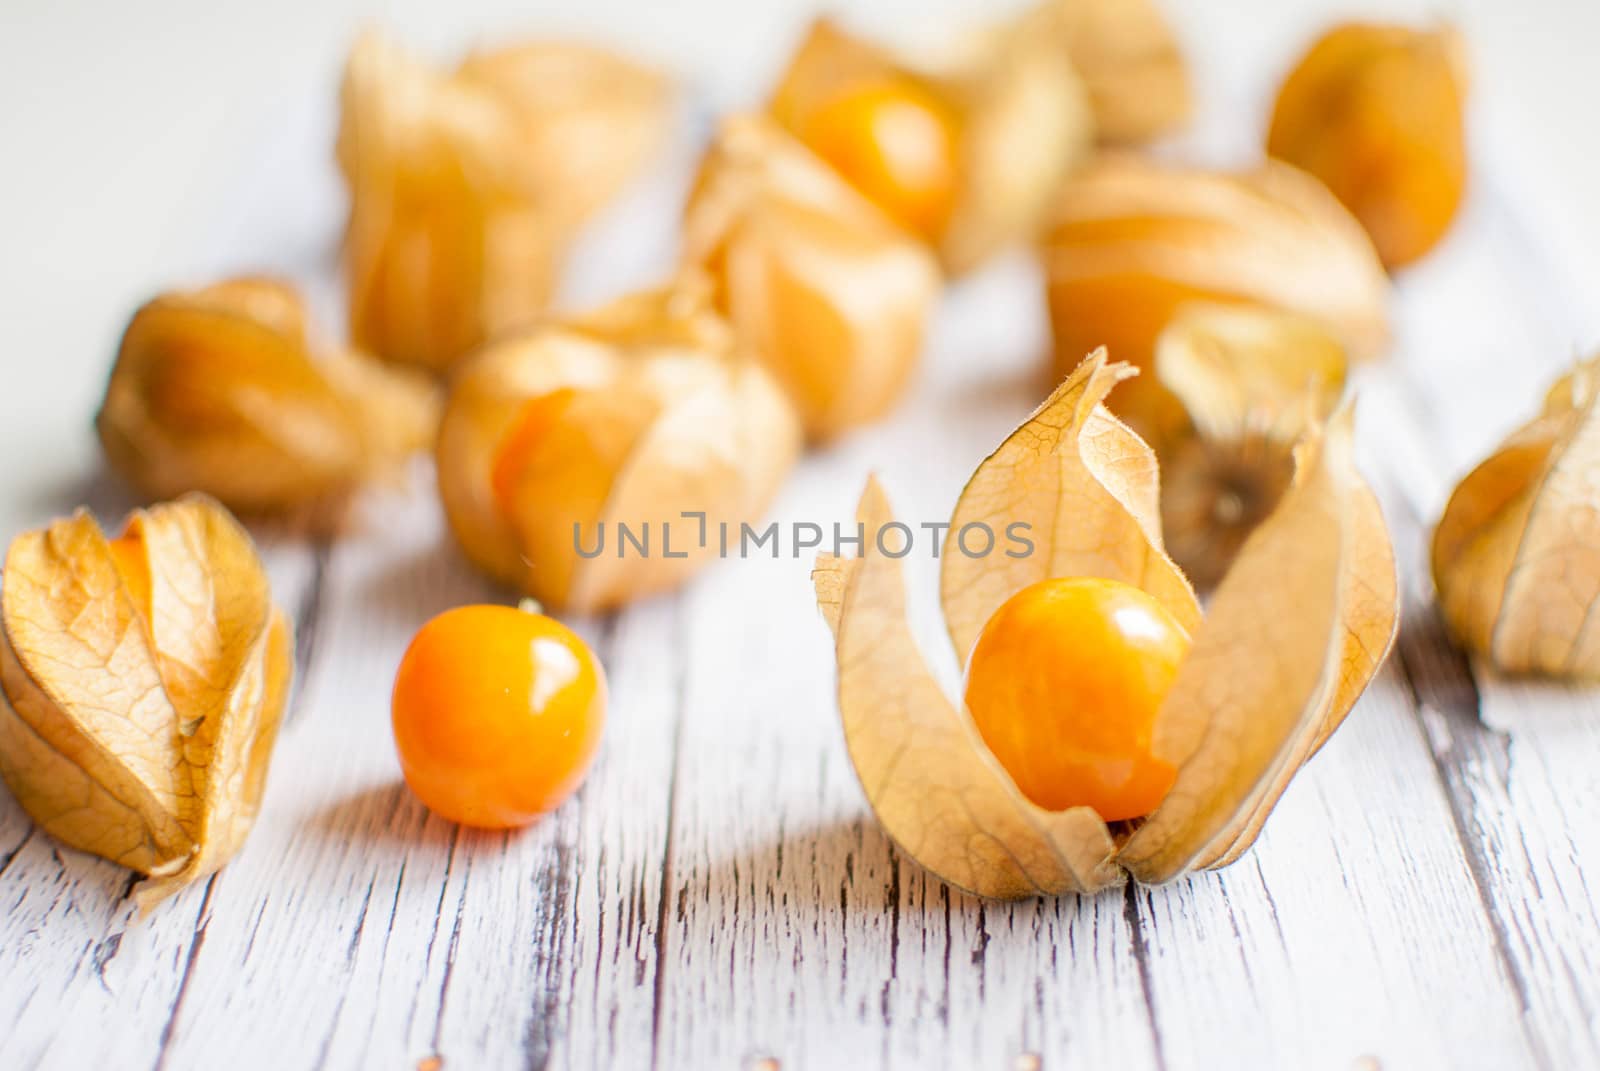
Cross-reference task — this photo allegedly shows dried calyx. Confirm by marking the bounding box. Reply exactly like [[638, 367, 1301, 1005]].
[[436, 278, 800, 613], [814, 351, 1398, 896], [0, 496, 292, 909], [1154, 305, 1348, 589], [683, 114, 940, 442], [1433, 356, 1600, 679], [338, 31, 671, 371], [1042, 155, 1388, 451], [97, 277, 438, 514]]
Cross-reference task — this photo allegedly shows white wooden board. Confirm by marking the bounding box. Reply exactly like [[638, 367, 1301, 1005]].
[[2, 3, 1598, 1069]]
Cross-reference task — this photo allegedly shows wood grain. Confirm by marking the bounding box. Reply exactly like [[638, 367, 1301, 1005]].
[[3, 4, 1599, 1069]]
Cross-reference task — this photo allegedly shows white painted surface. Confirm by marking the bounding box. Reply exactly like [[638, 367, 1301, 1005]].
[[2, 1, 1599, 1069]]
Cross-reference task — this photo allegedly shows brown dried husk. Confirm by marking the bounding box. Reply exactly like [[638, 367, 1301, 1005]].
[[682, 114, 940, 442], [97, 277, 438, 513], [337, 31, 670, 371], [769, 16, 1093, 274], [814, 351, 1397, 896], [0, 496, 292, 909], [437, 279, 801, 613], [1432, 356, 1600, 678], [1042, 155, 1389, 451]]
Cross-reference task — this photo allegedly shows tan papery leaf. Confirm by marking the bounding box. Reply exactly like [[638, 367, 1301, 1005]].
[[97, 277, 439, 513], [0, 496, 292, 909], [1042, 155, 1389, 450], [1030, 0, 1191, 144], [437, 279, 800, 613], [934, 6, 1096, 273], [940, 349, 1201, 663], [337, 31, 670, 371], [815, 354, 1397, 897], [1432, 356, 1600, 678], [816, 478, 1123, 897], [683, 114, 940, 441], [454, 40, 672, 229], [1154, 304, 1349, 588], [1119, 406, 1396, 880]]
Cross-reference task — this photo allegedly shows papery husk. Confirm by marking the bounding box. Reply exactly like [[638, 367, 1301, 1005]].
[[770, 17, 1093, 274], [1118, 405, 1396, 880], [933, 6, 1096, 273], [1153, 304, 1348, 588], [1032, 0, 1190, 143], [814, 351, 1397, 897], [337, 31, 670, 372], [0, 496, 292, 909], [437, 279, 800, 613], [1432, 356, 1600, 678], [683, 114, 940, 442], [1268, 23, 1467, 270], [816, 476, 1125, 898], [97, 277, 438, 513], [1042, 156, 1389, 450], [454, 40, 672, 229], [940, 351, 1201, 662]]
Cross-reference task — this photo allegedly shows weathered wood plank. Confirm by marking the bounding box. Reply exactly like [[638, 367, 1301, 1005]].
[[1356, 165, 1600, 1069], [3, 4, 1599, 1068], [1134, 665, 1539, 1071]]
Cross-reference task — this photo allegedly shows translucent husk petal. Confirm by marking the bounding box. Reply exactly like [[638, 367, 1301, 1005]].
[[97, 277, 438, 514], [940, 349, 1201, 663], [1432, 356, 1600, 678], [682, 115, 939, 441], [815, 356, 1398, 898], [0, 496, 292, 909], [1267, 23, 1468, 269], [1153, 304, 1350, 589], [437, 280, 800, 613], [816, 479, 1123, 898], [1043, 156, 1389, 449], [337, 31, 670, 371], [1119, 407, 1397, 881], [1031, 0, 1190, 143]]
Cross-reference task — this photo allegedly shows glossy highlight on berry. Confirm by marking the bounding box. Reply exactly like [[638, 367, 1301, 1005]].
[[963, 577, 1191, 821], [798, 78, 961, 241], [392, 603, 606, 828]]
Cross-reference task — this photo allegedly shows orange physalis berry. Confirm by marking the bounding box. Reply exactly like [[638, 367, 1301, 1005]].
[[798, 78, 961, 240], [105, 530, 153, 620], [491, 389, 573, 511], [392, 603, 606, 828], [963, 577, 1191, 821]]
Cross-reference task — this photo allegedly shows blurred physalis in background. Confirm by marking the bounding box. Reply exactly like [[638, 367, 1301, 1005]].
[[1268, 22, 1468, 269], [98, 277, 437, 515], [337, 31, 672, 372], [683, 114, 940, 442]]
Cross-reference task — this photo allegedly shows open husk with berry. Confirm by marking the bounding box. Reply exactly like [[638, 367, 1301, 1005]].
[[0, 496, 292, 909], [769, 13, 1093, 274], [813, 351, 1398, 896]]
